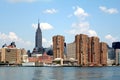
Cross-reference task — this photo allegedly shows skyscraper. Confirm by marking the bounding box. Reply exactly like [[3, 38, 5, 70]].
[[35, 20, 43, 53]]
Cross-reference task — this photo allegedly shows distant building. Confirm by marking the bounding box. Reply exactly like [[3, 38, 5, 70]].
[[0, 47, 22, 64], [108, 46, 115, 60], [34, 20, 43, 54], [44, 47, 53, 56], [67, 42, 76, 60], [52, 35, 65, 59], [0, 42, 27, 65], [75, 34, 107, 66], [75, 34, 89, 66], [112, 42, 120, 49], [100, 42, 107, 66], [91, 36, 100, 65], [28, 52, 53, 65], [112, 42, 120, 65], [115, 49, 120, 65]]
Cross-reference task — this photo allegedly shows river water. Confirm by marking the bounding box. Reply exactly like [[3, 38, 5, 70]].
[[0, 66, 120, 80]]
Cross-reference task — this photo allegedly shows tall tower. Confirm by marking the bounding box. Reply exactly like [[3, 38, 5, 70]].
[[35, 20, 42, 53]]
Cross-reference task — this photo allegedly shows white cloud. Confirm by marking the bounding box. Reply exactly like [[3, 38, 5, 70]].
[[68, 22, 97, 37], [32, 22, 54, 30], [105, 34, 117, 42], [42, 38, 52, 48], [88, 30, 97, 37], [43, 9, 57, 14], [68, 6, 97, 37], [7, 0, 37, 3], [74, 6, 89, 18], [0, 32, 33, 50], [99, 6, 118, 14]]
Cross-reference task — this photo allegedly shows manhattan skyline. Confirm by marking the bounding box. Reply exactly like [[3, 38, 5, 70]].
[[0, 0, 120, 50]]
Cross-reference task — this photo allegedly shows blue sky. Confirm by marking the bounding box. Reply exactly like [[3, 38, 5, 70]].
[[0, 0, 120, 51]]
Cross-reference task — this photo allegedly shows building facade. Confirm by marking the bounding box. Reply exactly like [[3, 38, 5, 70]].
[[0, 48, 22, 64], [112, 42, 120, 65], [115, 49, 120, 65], [67, 42, 76, 60], [75, 34, 107, 66], [91, 36, 100, 65], [75, 34, 89, 66], [100, 42, 107, 66], [53, 35, 65, 59]]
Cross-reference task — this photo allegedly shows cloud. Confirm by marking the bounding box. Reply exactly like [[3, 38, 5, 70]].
[[68, 22, 97, 37], [105, 34, 117, 42], [43, 9, 57, 14], [7, 0, 37, 3], [42, 38, 52, 48], [32, 22, 54, 30], [99, 6, 118, 14], [74, 6, 89, 19], [68, 6, 97, 37], [0, 32, 33, 50]]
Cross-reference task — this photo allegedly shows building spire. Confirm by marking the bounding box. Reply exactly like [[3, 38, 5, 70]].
[[38, 19, 40, 28]]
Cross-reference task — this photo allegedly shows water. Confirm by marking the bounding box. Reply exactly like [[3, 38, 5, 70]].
[[0, 66, 120, 80]]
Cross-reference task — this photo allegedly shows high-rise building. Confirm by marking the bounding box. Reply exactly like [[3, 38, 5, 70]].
[[91, 36, 100, 65], [75, 34, 89, 66], [100, 42, 107, 66], [53, 35, 65, 59], [75, 34, 107, 66], [35, 20, 43, 53]]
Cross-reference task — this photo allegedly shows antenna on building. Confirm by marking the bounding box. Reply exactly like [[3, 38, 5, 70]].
[[38, 19, 40, 28]]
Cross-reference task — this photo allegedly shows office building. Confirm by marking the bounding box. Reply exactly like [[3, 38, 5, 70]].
[[35, 20, 43, 53]]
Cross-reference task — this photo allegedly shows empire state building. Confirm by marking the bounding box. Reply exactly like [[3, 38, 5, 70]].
[[35, 21, 43, 53]]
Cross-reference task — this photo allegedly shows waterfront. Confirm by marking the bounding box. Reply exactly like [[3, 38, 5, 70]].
[[0, 67, 120, 80]]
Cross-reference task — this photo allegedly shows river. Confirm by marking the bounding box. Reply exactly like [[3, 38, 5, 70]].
[[0, 66, 120, 80]]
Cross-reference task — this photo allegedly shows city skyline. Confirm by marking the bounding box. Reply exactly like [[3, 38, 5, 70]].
[[0, 0, 120, 50]]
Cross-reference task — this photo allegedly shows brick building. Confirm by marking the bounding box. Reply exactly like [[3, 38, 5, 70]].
[[75, 34, 107, 66], [100, 42, 107, 65], [91, 36, 100, 65], [53, 35, 65, 59], [75, 34, 89, 66]]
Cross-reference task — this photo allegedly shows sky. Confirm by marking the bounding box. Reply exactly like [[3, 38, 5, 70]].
[[0, 0, 120, 51]]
